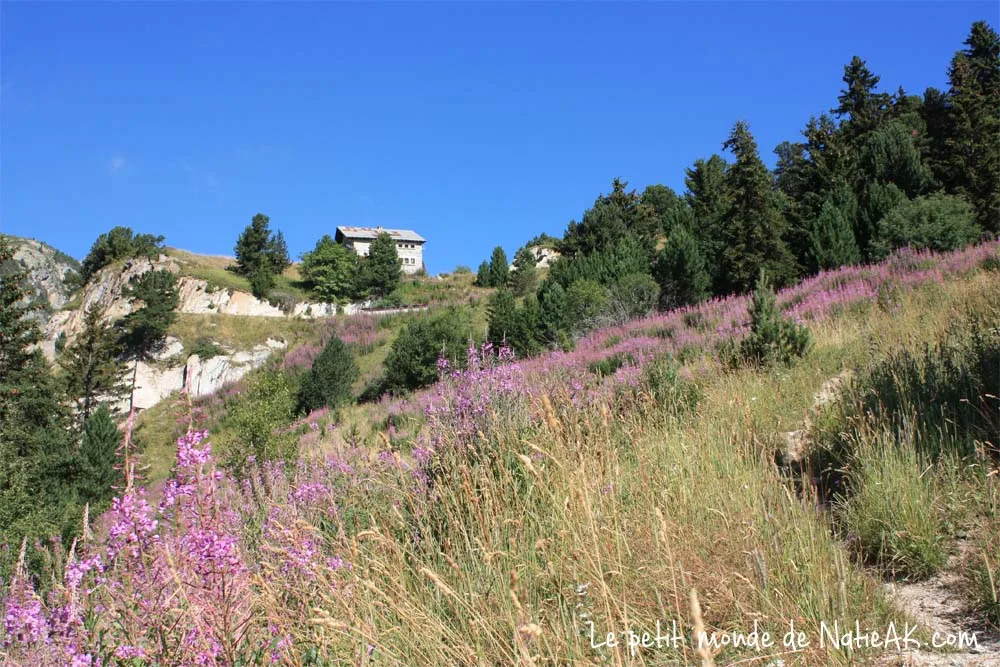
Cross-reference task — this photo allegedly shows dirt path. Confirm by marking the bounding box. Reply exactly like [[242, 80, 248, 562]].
[[878, 542, 999, 666], [780, 372, 1000, 666]]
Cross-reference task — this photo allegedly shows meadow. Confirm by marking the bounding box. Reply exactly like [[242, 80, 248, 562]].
[[2, 242, 998, 666]]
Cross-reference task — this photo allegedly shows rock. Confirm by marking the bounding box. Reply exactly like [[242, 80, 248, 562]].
[[184, 339, 287, 397], [151, 336, 184, 361], [3, 234, 80, 321]]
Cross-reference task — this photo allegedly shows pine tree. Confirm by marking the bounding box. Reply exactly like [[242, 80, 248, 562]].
[[474, 260, 491, 287], [947, 22, 1000, 233], [654, 225, 711, 308], [719, 121, 797, 293], [560, 179, 660, 257], [834, 56, 891, 148], [486, 288, 520, 349], [297, 335, 358, 413], [118, 269, 179, 411], [233, 213, 288, 298], [359, 232, 402, 299], [77, 404, 123, 504], [810, 200, 860, 270], [684, 155, 730, 289], [60, 305, 126, 427], [488, 246, 509, 288], [509, 247, 538, 296]]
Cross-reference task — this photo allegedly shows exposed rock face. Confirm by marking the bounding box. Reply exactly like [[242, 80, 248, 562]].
[[529, 245, 560, 268], [2, 235, 80, 318], [117, 338, 288, 411]]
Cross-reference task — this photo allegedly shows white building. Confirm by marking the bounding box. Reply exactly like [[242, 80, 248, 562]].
[[334, 226, 426, 275]]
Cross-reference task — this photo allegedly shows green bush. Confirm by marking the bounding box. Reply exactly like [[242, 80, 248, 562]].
[[223, 370, 297, 477], [565, 279, 610, 334], [727, 272, 810, 368], [189, 337, 224, 360], [642, 357, 702, 414], [382, 307, 475, 394], [609, 273, 660, 320], [298, 335, 358, 413], [871, 193, 982, 259]]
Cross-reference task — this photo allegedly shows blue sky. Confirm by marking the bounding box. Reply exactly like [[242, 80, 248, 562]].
[[1, 2, 995, 274]]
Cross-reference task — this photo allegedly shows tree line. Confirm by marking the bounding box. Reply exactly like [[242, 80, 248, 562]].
[[478, 21, 998, 358]]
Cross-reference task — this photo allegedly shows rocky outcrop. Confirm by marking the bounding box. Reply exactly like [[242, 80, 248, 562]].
[[2, 235, 80, 319], [118, 337, 288, 411]]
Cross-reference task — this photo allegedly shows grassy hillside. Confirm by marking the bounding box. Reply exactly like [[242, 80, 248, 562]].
[[5, 243, 998, 665]]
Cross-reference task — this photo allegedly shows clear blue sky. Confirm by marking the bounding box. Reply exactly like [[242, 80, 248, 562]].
[[2, 2, 996, 274]]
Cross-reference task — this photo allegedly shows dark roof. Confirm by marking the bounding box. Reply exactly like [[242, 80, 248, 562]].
[[335, 226, 425, 243]]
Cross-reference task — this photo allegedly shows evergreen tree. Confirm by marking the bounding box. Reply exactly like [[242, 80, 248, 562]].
[[509, 247, 538, 296], [515, 294, 544, 357], [731, 271, 811, 368], [684, 155, 730, 289], [267, 230, 291, 275], [486, 288, 520, 349], [810, 199, 860, 270], [298, 335, 359, 413], [77, 404, 123, 505], [719, 121, 797, 293], [0, 238, 76, 574], [59, 305, 126, 427], [79, 227, 165, 284], [641, 184, 684, 225], [359, 232, 402, 299], [858, 120, 930, 198], [233, 213, 288, 298], [300, 235, 359, 301], [858, 181, 908, 256], [834, 56, 891, 148], [118, 269, 179, 411], [488, 246, 509, 288], [383, 308, 474, 393], [474, 260, 491, 287], [537, 280, 571, 345], [947, 22, 1000, 233], [561, 178, 659, 257], [654, 225, 711, 308]]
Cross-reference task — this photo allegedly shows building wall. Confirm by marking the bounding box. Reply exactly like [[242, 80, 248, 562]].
[[344, 239, 424, 274]]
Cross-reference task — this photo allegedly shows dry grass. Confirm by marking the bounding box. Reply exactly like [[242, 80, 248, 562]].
[[276, 276, 1000, 665]]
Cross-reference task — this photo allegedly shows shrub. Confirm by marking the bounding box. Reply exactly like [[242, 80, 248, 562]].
[[300, 235, 359, 302], [223, 370, 296, 477], [189, 337, 224, 360], [382, 307, 475, 394], [728, 272, 810, 367], [871, 194, 982, 259], [642, 356, 702, 414], [609, 273, 660, 321], [297, 335, 358, 413], [564, 279, 610, 334], [453, 265, 472, 274]]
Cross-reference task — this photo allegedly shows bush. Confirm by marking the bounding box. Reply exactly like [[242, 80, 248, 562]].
[[223, 370, 296, 477], [609, 273, 660, 321], [297, 335, 358, 413], [189, 337, 224, 360], [382, 307, 475, 394], [871, 194, 982, 259], [728, 272, 810, 368], [564, 279, 610, 334]]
